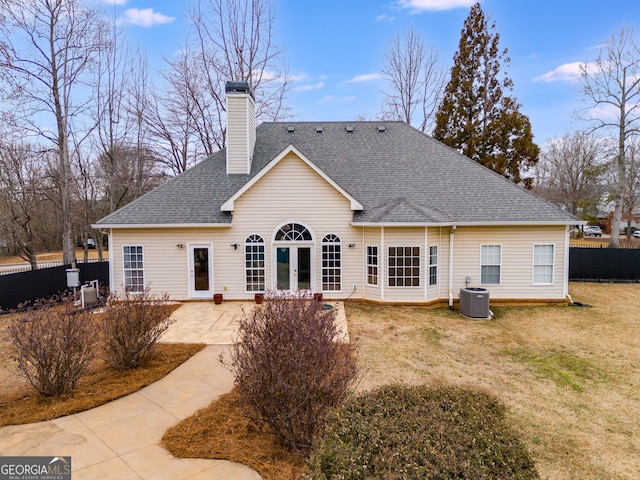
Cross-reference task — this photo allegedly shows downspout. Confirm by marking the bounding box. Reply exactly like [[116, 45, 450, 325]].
[[108, 229, 114, 292], [448, 225, 456, 310], [564, 225, 570, 303], [381, 227, 385, 301], [362, 226, 365, 296]]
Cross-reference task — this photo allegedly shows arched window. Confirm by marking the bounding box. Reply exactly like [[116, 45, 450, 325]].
[[322, 234, 341, 291], [275, 223, 312, 241], [245, 234, 265, 292]]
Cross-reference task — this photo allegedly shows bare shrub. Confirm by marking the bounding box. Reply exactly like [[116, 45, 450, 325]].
[[9, 298, 96, 397], [222, 291, 359, 455], [100, 288, 176, 370]]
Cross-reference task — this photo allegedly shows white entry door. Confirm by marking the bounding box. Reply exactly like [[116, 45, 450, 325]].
[[189, 244, 213, 299]]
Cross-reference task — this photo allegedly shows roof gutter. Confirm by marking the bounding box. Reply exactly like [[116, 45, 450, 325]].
[[91, 223, 232, 229], [351, 220, 583, 227]]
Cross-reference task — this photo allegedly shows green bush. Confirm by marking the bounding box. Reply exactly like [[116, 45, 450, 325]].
[[305, 383, 539, 479]]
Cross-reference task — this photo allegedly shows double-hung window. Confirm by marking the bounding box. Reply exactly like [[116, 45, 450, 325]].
[[533, 244, 554, 284], [322, 234, 341, 291], [367, 246, 378, 286], [388, 246, 420, 287], [123, 245, 144, 292], [428, 245, 438, 286], [480, 245, 501, 285], [245, 235, 265, 292]]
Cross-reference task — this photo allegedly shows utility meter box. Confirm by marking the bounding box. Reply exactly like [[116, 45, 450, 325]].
[[66, 268, 80, 288]]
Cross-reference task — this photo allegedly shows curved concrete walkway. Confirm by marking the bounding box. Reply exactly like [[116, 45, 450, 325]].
[[0, 303, 261, 480], [0, 301, 348, 479]]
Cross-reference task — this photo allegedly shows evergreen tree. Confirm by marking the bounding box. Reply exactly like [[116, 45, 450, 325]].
[[433, 2, 539, 188]]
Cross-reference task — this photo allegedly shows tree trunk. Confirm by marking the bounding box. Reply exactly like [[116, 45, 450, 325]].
[[609, 200, 622, 248]]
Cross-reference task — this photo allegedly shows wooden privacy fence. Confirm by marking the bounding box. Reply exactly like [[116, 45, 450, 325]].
[[0, 262, 109, 311], [569, 247, 640, 282]]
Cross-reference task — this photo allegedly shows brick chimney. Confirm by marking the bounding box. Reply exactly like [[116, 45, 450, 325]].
[[225, 81, 256, 175]]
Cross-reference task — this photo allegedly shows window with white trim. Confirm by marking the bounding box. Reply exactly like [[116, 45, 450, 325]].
[[245, 234, 265, 292], [480, 245, 501, 284], [367, 246, 378, 286], [322, 234, 341, 291], [388, 246, 420, 287], [428, 245, 438, 286], [123, 245, 144, 292], [533, 244, 554, 284], [275, 223, 312, 241]]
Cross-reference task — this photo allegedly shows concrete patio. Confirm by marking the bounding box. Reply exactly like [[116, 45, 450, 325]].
[[0, 300, 348, 479]]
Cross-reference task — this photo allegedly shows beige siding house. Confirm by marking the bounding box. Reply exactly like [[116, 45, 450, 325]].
[[96, 82, 578, 310]]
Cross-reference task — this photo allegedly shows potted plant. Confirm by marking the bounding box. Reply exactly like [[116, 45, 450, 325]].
[[214, 293, 223, 304], [255, 293, 264, 304], [314, 293, 323, 302]]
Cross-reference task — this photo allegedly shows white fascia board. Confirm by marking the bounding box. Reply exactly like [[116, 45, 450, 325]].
[[221, 144, 364, 212], [351, 220, 582, 227], [92, 223, 231, 229], [351, 222, 451, 227]]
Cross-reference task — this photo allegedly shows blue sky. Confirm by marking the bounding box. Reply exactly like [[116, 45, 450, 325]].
[[107, 0, 639, 146]]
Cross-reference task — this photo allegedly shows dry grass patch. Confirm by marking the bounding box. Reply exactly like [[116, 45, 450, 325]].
[[161, 284, 639, 479], [346, 283, 640, 480], [163, 388, 306, 480], [0, 342, 205, 426]]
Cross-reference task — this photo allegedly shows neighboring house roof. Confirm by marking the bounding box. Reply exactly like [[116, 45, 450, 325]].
[[96, 121, 577, 227]]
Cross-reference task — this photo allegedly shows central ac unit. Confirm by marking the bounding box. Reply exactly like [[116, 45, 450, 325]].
[[459, 287, 490, 318]]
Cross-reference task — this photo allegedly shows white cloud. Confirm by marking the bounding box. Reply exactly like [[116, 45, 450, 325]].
[[348, 73, 383, 83], [318, 95, 356, 105], [533, 62, 598, 83], [588, 103, 639, 121], [288, 73, 309, 82], [122, 8, 175, 27], [376, 14, 395, 22], [293, 81, 325, 92], [397, 0, 476, 12]]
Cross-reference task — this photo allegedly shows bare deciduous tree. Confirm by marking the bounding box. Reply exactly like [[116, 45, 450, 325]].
[[580, 26, 640, 247], [145, 48, 203, 174], [0, 142, 48, 269], [380, 28, 445, 133], [620, 140, 640, 237], [534, 131, 608, 217], [150, 0, 291, 173], [0, 0, 106, 264]]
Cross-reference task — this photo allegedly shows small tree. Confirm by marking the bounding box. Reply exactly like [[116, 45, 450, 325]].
[[100, 288, 175, 370], [9, 298, 96, 397], [222, 292, 358, 455]]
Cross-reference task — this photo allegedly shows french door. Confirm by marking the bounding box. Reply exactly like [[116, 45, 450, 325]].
[[276, 246, 312, 291], [189, 244, 213, 299]]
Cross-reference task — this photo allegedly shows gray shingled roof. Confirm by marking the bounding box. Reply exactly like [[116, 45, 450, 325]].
[[96, 121, 576, 226]]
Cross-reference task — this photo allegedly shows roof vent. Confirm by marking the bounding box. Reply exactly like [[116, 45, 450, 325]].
[[377, 125, 386, 133], [287, 125, 295, 133], [315, 126, 324, 133], [345, 125, 354, 133]]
